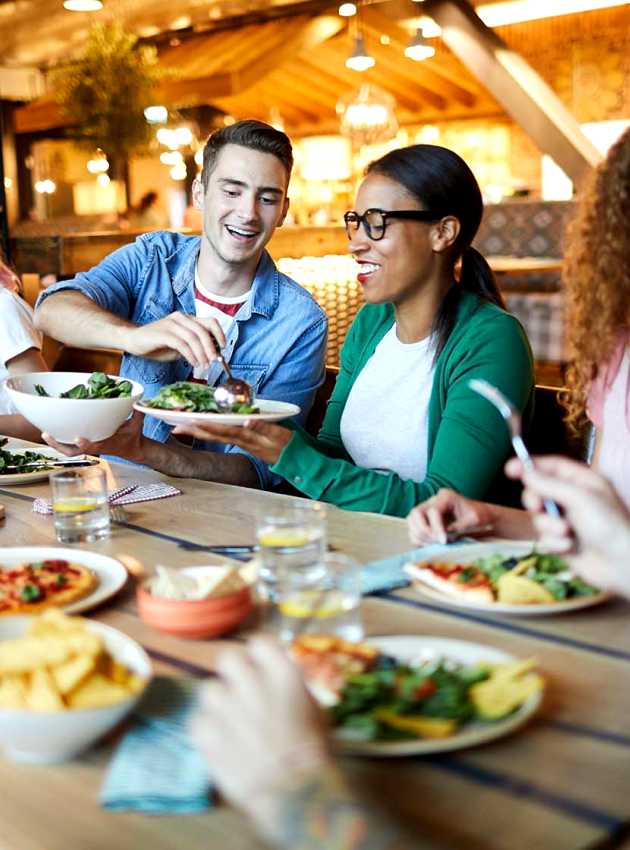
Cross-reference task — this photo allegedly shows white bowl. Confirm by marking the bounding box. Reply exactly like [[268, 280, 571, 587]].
[[0, 617, 151, 763], [4, 372, 144, 443]]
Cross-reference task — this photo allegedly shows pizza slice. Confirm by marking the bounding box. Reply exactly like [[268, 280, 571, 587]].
[[0, 560, 97, 616], [405, 560, 495, 604]]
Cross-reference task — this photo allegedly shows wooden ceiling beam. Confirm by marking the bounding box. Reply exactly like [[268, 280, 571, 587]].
[[314, 41, 431, 114], [366, 39, 447, 111], [157, 72, 238, 106], [361, 8, 477, 107], [423, 0, 602, 182], [237, 14, 345, 90]]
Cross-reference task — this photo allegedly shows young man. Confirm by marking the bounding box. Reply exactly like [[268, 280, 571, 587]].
[[36, 120, 327, 488]]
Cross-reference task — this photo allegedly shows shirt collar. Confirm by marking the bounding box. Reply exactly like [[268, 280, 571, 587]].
[[165, 239, 279, 320]]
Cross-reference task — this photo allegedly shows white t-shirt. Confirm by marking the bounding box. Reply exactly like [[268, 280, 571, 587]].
[[339, 326, 436, 483], [192, 264, 251, 381], [0, 289, 42, 414]]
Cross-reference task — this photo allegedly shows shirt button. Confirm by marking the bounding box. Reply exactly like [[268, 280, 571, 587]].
[[294, 476, 302, 483]]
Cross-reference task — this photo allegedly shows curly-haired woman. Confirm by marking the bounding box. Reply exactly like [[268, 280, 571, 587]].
[[562, 126, 630, 507], [407, 127, 630, 544]]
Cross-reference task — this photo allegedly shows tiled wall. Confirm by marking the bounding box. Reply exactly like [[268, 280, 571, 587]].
[[475, 200, 575, 259]]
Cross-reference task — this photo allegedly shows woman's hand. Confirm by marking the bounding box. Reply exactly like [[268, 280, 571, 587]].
[[506, 455, 630, 597], [190, 637, 330, 838], [407, 488, 495, 545], [172, 419, 292, 465]]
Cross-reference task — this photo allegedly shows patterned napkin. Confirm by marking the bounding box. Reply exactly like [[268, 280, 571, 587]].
[[100, 677, 212, 814], [360, 542, 457, 595], [32, 482, 181, 515]]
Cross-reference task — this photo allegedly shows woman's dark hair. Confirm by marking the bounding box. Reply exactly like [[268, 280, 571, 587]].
[[201, 119, 293, 190], [367, 144, 504, 358]]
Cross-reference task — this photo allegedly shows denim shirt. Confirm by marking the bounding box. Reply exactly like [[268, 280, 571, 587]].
[[38, 231, 328, 488]]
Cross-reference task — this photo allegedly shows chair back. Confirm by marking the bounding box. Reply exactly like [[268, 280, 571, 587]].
[[52, 346, 122, 376], [530, 384, 594, 462], [304, 366, 339, 437]]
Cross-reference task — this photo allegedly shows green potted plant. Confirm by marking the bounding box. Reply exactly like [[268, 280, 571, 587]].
[[53, 22, 165, 185]]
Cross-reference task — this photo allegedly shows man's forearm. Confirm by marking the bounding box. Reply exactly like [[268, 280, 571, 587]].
[[35, 291, 133, 350], [133, 436, 261, 487]]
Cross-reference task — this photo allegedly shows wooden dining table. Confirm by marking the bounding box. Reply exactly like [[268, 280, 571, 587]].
[[1, 449, 630, 850]]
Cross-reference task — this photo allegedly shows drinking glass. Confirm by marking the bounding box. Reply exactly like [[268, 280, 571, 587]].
[[50, 466, 110, 544], [255, 501, 326, 602], [274, 552, 363, 643]]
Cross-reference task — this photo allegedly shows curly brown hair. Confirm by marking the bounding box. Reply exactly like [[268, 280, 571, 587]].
[[562, 127, 630, 433]]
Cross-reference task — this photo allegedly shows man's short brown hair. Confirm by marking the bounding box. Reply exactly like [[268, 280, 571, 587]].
[[201, 119, 293, 190]]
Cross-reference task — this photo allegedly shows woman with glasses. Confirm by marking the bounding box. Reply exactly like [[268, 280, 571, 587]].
[[173, 144, 534, 516]]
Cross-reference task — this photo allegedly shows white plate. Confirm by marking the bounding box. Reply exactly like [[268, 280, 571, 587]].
[[134, 398, 301, 427], [0, 443, 90, 486], [0, 546, 127, 615], [404, 541, 610, 616], [336, 635, 542, 757]]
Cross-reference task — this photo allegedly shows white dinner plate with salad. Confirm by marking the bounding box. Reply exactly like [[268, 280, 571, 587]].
[[0, 439, 90, 487], [334, 635, 543, 757], [134, 399, 301, 427], [0, 546, 128, 614], [404, 541, 610, 616]]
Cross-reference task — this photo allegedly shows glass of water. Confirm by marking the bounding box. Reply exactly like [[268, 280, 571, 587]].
[[50, 466, 110, 544], [255, 501, 326, 602], [275, 552, 363, 643]]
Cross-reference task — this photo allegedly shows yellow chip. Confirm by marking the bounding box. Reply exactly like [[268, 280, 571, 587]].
[[0, 637, 72, 674], [52, 654, 97, 695], [26, 668, 65, 712], [67, 674, 133, 710], [0, 674, 28, 709], [497, 573, 555, 604], [470, 658, 543, 720]]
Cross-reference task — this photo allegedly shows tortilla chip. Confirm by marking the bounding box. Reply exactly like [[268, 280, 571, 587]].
[[497, 574, 555, 604], [26, 668, 65, 712]]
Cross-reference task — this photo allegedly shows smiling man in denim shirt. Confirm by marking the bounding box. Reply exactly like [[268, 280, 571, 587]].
[[35, 120, 327, 489]]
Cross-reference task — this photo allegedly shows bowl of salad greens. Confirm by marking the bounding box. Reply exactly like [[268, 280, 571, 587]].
[[134, 381, 300, 426], [4, 372, 144, 444]]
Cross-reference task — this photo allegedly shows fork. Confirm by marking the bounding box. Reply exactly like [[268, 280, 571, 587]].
[[110, 506, 130, 524], [468, 378, 562, 518]]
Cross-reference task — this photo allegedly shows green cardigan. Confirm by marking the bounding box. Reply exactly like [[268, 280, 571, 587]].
[[271, 291, 534, 517]]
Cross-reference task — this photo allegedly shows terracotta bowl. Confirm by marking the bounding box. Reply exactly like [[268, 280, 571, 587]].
[[136, 583, 253, 640]]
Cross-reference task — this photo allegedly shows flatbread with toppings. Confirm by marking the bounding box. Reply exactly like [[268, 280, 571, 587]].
[[406, 551, 599, 606], [0, 559, 97, 616]]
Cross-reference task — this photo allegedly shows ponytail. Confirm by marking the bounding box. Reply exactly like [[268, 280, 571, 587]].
[[432, 247, 505, 362], [460, 246, 505, 309]]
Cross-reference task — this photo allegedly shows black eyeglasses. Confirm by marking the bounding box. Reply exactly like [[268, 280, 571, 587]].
[[343, 208, 440, 241]]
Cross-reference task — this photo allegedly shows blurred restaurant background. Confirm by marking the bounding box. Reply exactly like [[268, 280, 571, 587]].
[[0, 0, 629, 380]]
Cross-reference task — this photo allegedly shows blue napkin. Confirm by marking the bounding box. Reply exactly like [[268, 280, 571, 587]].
[[360, 543, 458, 595], [100, 677, 212, 814]]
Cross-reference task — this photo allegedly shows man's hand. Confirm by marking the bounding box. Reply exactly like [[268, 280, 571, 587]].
[[125, 312, 226, 367], [42, 410, 147, 463]]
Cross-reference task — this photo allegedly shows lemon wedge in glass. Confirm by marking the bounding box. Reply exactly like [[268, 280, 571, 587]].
[[258, 530, 311, 548], [279, 590, 348, 619], [52, 498, 99, 513]]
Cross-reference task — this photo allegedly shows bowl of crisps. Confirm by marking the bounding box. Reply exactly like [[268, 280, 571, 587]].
[[4, 371, 144, 443], [0, 610, 151, 763]]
